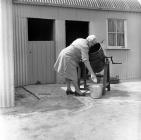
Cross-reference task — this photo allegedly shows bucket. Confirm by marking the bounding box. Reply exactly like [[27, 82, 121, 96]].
[[89, 43, 105, 73], [89, 84, 103, 98]]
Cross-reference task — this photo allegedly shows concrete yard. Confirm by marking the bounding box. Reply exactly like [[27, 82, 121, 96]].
[[0, 81, 141, 140]]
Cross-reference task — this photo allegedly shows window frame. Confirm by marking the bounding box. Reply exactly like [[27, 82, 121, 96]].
[[106, 18, 127, 49]]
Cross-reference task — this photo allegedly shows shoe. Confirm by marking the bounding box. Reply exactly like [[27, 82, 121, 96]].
[[66, 90, 75, 95], [74, 91, 86, 96]]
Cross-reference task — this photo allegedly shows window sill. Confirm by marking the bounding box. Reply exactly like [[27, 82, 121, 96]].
[[105, 48, 130, 50]]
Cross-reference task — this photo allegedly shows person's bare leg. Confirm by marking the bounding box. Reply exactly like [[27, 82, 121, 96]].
[[65, 78, 75, 95], [71, 80, 82, 94], [65, 78, 72, 91], [72, 80, 86, 96]]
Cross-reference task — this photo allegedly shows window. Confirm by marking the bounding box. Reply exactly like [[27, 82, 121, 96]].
[[28, 18, 54, 41], [108, 19, 126, 48]]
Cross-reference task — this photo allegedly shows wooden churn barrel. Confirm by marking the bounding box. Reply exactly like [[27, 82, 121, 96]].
[[89, 43, 105, 73]]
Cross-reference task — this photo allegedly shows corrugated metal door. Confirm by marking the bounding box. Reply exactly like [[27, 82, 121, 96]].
[[27, 41, 55, 84]]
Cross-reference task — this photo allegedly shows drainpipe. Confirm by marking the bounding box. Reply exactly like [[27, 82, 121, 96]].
[[0, 0, 15, 107]]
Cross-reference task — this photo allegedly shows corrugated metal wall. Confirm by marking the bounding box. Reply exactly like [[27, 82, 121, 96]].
[[13, 3, 141, 85], [13, 4, 56, 86], [13, 15, 28, 87], [0, 0, 15, 107], [105, 12, 141, 80], [106, 50, 129, 79], [27, 41, 55, 84]]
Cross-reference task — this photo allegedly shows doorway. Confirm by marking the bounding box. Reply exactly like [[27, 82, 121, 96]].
[[65, 20, 89, 78], [65, 20, 89, 46], [27, 18, 55, 84]]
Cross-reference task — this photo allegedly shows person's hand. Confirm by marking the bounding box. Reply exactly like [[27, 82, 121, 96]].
[[91, 74, 97, 83]]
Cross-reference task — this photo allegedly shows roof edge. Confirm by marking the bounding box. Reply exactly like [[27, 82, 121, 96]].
[[13, 1, 141, 13]]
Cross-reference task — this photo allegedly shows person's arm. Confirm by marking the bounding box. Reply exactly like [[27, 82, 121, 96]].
[[84, 60, 97, 83], [80, 41, 97, 83]]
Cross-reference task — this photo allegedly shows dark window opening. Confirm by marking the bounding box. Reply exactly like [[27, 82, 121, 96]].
[[65, 20, 89, 46], [28, 18, 54, 41]]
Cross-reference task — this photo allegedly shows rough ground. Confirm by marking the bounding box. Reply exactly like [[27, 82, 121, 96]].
[[0, 81, 141, 140]]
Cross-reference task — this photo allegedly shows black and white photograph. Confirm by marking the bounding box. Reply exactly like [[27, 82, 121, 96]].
[[0, 0, 141, 139]]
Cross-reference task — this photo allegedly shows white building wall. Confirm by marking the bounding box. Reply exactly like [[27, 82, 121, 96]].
[[13, 16, 28, 86], [0, 0, 15, 107], [13, 4, 141, 84]]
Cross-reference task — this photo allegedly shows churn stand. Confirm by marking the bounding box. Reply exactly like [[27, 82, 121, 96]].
[[78, 43, 121, 95]]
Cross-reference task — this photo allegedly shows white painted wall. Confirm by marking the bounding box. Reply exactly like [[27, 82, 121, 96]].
[[0, 0, 15, 107], [13, 4, 141, 84]]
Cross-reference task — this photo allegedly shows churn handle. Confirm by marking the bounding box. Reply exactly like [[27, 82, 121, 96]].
[[105, 56, 122, 64]]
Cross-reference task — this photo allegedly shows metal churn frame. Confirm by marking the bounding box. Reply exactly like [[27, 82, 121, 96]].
[[78, 56, 122, 95]]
